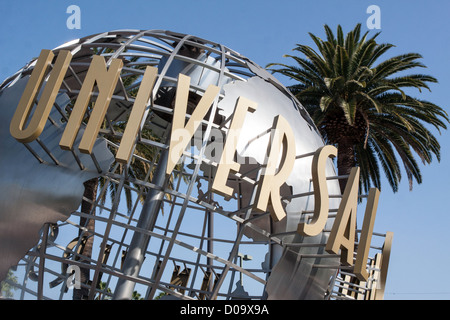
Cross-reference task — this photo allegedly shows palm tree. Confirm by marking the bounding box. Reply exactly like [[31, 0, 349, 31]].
[[73, 177, 97, 300], [267, 24, 448, 193]]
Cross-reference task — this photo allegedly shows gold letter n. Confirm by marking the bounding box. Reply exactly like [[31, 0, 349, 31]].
[[59, 55, 123, 153]]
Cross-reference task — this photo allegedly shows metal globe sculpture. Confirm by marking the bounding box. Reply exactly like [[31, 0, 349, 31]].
[[0, 30, 390, 300]]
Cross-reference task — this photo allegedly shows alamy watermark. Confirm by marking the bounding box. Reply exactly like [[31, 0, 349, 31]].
[[65, 4, 380, 31], [66, 265, 81, 290], [366, 5, 381, 30], [66, 5, 81, 30]]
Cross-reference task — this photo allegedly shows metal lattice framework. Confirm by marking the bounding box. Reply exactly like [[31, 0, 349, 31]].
[[0, 30, 391, 300]]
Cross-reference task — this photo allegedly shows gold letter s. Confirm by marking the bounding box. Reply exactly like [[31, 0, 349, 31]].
[[298, 145, 337, 237]]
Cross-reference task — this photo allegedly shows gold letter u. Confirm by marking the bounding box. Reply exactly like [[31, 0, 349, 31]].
[[10, 49, 72, 143]]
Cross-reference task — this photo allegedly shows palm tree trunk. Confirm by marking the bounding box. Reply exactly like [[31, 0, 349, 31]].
[[337, 138, 356, 193], [336, 138, 359, 244], [73, 178, 98, 300]]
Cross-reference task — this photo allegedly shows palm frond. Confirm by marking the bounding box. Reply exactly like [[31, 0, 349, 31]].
[[267, 24, 449, 192]]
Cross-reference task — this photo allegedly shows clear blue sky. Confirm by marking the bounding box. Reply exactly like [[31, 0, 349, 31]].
[[1, 0, 450, 300]]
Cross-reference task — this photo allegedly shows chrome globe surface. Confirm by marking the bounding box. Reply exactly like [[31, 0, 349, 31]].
[[0, 30, 343, 300]]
